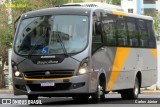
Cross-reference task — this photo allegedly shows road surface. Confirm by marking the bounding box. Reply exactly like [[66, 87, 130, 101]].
[[0, 93, 159, 107]]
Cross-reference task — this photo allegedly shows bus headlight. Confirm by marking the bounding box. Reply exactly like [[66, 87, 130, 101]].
[[15, 71, 21, 77], [78, 58, 89, 75], [79, 68, 87, 75], [12, 61, 22, 77]]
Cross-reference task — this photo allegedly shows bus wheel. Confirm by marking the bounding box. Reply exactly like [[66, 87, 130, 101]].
[[91, 79, 105, 102], [28, 95, 38, 100], [121, 77, 139, 99], [72, 94, 89, 101]]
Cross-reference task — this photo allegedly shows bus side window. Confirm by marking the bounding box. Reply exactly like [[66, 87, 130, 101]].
[[92, 12, 103, 53], [126, 17, 138, 47], [102, 14, 117, 46], [147, 20, 156, 48], [138, 19, 148, 47], [116, 16, 128, 46]]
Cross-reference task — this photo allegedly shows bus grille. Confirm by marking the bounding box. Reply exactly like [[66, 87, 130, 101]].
[[23, 70, 74, 79]]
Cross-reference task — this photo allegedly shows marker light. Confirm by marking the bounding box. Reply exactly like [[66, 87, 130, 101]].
[[15, 71, 21, 77]]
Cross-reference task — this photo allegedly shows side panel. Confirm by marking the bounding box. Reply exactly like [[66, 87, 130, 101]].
[[90, 47, 117, 92], [109, 48, 157, 91], [106, 47, 132, 91], [91, 47, 157, 92]]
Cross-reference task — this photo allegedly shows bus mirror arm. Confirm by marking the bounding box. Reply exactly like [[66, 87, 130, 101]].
[[14, 16, 21, 34]]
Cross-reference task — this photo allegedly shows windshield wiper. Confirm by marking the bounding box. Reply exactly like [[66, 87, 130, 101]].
[[56, 28, 80, 62], [27, 28, 47, 57], [56, 32, 68, 55]]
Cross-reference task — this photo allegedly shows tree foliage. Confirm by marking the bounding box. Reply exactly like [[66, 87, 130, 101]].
[[111, 0, 121, 5], [153, 13, 160, 40], [73, 0, 83, 3], [0, 2, 11, 87]]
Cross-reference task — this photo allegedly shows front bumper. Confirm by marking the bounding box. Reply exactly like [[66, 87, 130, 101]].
[[13, 73, 91, 97]]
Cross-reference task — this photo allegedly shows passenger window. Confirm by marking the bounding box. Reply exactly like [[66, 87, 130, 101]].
[[116, 17, 128, 46], [102, 14, 117, 46], [126, 18, 138, 47], [147, 20, 156, 48], [138, 19, 148, 47]]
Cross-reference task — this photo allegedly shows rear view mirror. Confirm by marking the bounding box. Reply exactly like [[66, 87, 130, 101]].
[[95, 21, 102, 35], [92, 21, 103, 43]]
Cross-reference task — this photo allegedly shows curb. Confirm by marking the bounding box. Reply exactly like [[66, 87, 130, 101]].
[[0, 89, 13, 94], [108, 91, 160, 94], [141, 91, 160, 94]]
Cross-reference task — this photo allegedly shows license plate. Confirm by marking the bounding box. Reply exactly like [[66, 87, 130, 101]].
[[41, 82, 55, 87]]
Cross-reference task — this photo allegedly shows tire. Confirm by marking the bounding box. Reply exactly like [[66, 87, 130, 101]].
[[121, 77, 140, 99], [72, 94, 90, 101], [28, 95, 38, 100], [91, 79, 105, 102]]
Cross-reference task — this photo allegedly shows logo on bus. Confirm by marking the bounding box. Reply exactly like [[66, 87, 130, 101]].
[[45, 71, 51, 76]]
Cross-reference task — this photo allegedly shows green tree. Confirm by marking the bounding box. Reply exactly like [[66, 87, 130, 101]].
[[0, 2, 12, 87], [153, 13, 160, 40], [73, 0, 83, 3], [111, 0, 121, 5], [43, 0, 68, 6]]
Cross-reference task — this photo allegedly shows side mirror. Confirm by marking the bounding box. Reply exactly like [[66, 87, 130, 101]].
[[95, 21, 102, 35]]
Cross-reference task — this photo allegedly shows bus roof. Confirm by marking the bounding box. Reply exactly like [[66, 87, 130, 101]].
[[63, 2, 124, 11], [22, 4, 153, 21], [62, 2, 153, 20], [110, 10, 153, 20], [22, 7, 93, 18]]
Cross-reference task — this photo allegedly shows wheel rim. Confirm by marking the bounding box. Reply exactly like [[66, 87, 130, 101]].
[[134, 80, 139, 96], [98, 83, 103, 98]]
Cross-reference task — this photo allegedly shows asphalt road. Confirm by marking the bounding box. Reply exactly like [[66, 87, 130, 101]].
[[0, 94, 160, 107]]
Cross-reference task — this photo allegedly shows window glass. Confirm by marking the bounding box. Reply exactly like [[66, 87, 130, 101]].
[[15, 15, 89, 55], [128, 9, 133, 13], [102, 14, 117, 46], [116, 17, 128, 46], [126, 17, 139, 47], [147, 20, 156, 48], [138, 19, 148, 47]]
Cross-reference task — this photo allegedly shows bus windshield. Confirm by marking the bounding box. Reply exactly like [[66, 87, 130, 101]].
[[14, 15, 89, 55]]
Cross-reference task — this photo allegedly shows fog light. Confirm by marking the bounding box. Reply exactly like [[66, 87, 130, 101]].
[[79, 68, 87, 75], [15, 71, 21, 77]]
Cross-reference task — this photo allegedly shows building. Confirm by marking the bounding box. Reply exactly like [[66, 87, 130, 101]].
[[121, 0, 143, 14], [156, 0, 160, 12], [121, 0, 158, 15], [144, 0, 157, 15]]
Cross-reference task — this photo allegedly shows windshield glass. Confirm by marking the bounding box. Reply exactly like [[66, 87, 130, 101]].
[[14, 15, 89, 55]]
